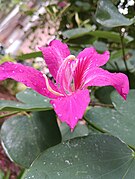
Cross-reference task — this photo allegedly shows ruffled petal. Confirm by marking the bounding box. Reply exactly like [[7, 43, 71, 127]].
[[82, 68, 129, 100], [0, 62, 58, 99], [39, 40, 70, 79], [50, 89, 90, 129], [74, 48, 110, 89], [77, 47, 110, 67]]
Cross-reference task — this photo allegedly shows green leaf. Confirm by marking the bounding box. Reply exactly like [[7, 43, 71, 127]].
[[93, 41, 108, 52], [62, 27, 94, 39], [60, 122, 89, 141], [75, 1, 91, 11], [0, 89, 52, 112], [95, 0, 135, 27], [95, 86, 114, 104], [85, 90, 135, 148], [0, 100, 51, 111], [88, 31, 133, 44], [22, 134, 135, 179], [16, 88, 50, 105], [63, 29, 133, 44], [0, 110, 61, 168], [16, 51, 43, 61]]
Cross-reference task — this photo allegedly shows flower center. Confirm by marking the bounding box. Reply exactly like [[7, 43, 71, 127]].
[[56, 55, 77, 95], [44, 55, 77, 97]]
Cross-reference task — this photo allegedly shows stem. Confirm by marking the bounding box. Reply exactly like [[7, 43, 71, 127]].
[[119, 28, 129, 72], [0, 111, 19, 119], [0, 111, 19, 126], [89, 101, 114, 108], [114, 61, 120, 72]]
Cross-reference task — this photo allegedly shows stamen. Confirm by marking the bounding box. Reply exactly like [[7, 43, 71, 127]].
[[67, 61, 78, 92], [56, 55, 77, 95], [65, 55, 76, 61], [43, 74, 64, 96]]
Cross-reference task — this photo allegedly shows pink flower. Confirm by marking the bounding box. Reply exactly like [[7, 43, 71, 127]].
[[0, 40, 129, 129]]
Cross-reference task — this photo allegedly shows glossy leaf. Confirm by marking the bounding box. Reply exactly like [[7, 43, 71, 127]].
[[95, 86, 114, 104], [1, 111, 61, 168], [0, 89, 52, 112], [85, 90, 135, 148], [60, 122, 89, 141], [22, 134, 135, 179], [95, 0, 135, 27], [0, 100, 51, 111], [16, 88, 50, 105]]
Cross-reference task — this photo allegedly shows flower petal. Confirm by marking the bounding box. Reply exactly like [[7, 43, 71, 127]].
[[39, 40, 70, 79], [0, 62, 58, 98], [77, 47, 110, 67], [50, 89, 90, 129], [74, 48, 110, 89], [83, 68, 129, 99]]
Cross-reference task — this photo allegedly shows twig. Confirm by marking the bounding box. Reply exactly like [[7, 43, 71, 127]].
[[119, 28, 129, 73], [0, 111, 19, 119], [89, 101, 114, 108]]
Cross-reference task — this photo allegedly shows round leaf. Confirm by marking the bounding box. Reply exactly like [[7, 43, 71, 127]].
[[1, 110, 61, 168], [85, 90, 135, 148], [23, 134, 135, 179]]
